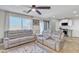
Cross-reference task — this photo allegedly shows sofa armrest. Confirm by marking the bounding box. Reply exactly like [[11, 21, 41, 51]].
[[55, 39, 65, 51], [3, 37, 9, 49]]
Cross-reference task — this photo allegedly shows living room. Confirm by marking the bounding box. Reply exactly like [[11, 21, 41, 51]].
[[0, 5, 79, 53]]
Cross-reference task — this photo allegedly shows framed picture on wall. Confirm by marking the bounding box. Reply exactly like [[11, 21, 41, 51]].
[[33, 19, 39, 25]]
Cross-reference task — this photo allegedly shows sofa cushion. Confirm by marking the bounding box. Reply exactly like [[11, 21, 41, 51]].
[[43, 39, 56, 49]]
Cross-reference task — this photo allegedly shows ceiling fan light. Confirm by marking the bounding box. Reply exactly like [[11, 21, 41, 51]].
[[32, 8, 36, 11]]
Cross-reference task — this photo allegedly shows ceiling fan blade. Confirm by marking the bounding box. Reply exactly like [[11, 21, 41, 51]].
[[21, 5, 32, 8], [36, 10, 41, 15], [27, 9, 32, 13], [36, 6, 50, 9]]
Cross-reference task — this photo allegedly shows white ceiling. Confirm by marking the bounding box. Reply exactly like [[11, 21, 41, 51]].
[[0, 5, 79, 19]]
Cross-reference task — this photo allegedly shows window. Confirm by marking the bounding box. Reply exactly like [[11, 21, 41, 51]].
[[40, 20, 50, 34], [43, 21, 49, 31], [22, 18, 33, 30], [9, 15, 33, 30], [9, 16, 21, 30]]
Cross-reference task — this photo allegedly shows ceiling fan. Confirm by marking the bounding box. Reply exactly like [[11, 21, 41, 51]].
[[23, 5, 51, 15]]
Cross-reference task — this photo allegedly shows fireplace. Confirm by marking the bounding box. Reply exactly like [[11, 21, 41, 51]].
[[59, 20, 72, 37], [63, 29, 68, 37]]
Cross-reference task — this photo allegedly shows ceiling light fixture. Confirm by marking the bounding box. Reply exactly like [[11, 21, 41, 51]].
[[73, 11, 77, 14], [75, 14, 79, 16]]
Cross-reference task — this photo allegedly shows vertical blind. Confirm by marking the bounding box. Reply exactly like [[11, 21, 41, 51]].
[[9, 15, 33, 30]]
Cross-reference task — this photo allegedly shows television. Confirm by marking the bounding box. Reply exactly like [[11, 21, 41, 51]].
[[62, 23, 68, 26]]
